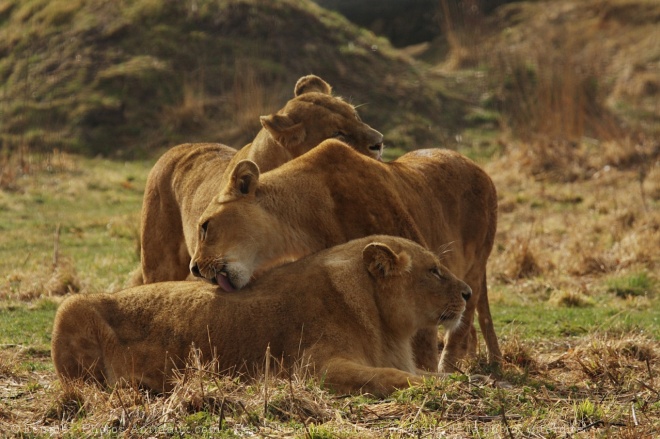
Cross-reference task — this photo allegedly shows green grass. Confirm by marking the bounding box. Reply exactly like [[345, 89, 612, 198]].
[[0, 155, 151, 293], [491, 301, 659, 340], [606, 271, 655, 298], [0, 300, 55, 352]]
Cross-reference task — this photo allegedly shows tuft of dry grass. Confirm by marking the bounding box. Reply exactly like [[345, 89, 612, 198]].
[[162, 72, 209, 133], [0, 148, 77, 192], [549, 289, 595, 308]]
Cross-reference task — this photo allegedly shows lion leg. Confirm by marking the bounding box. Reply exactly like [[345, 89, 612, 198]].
[[439, 270, 501, 371], [439, 286, 477, 373], [477, 272, 502, 366], [412, 326, 439, 371], [321, 358, 422, 398], [140, 183, 191, 284]]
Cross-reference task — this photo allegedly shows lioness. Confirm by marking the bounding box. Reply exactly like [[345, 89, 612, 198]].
[[52, 236, 471, 397], [138, 75, 383, 284], [190, 140, 502, 372]]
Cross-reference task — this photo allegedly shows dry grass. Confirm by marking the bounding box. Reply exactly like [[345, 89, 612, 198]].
[[488, 137, 659, 292], [0, 145, 657, 436], [0, 331, 657, 437], [0, 1, 658, 436]]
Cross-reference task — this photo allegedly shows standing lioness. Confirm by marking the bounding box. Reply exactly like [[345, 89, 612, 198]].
[[52, 236, 471, 397], [138, 75, 383, 284], [191, 140, 502, 372]]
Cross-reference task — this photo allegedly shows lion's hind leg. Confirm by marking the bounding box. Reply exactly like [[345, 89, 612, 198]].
[[439, 271, 501, 372], [476, 273, 502, 366], [51, 295, 117, 387]]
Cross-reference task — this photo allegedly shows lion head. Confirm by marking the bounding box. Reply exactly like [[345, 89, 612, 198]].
[[360, 237, 472, 333], [259, 75, 384, 161], [189, 160, 305, 291]]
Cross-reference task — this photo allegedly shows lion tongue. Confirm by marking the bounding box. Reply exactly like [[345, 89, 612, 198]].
[[216, 273, 235, 292]]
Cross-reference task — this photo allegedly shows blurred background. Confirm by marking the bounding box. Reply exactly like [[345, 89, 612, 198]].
[[0, 0, 657, 166]]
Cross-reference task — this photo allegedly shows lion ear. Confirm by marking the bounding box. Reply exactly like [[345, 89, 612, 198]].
[[260, 114, 305, 147], [294, 75, 332, 96], [363, 243, 412, 278], [228, 160, 260, 197]]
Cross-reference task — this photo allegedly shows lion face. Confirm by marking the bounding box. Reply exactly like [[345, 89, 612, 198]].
[[260, 75, 384, 160], [362, 240, 471, 332], [190, 161, 313, 291]]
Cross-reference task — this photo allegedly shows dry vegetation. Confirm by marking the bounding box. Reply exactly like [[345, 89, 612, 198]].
[[0, 0, 659, 437], [0, 331, 657, 437]]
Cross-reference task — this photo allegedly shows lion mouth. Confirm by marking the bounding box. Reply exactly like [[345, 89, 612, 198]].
[[437, 310, 462, 329], [214, 269, 236, 293]]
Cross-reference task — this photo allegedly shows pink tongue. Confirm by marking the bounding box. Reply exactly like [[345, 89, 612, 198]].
[[216, 274, 235, 292]]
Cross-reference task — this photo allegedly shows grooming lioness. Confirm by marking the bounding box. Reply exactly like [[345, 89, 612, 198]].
[[52, 236, 471, 397], [138, 75, 383, 284], [191, 140, 502, 372]]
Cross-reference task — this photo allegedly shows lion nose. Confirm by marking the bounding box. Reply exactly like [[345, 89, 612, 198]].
[[462, 286, 472, 302], [190, 262, 202, 278]]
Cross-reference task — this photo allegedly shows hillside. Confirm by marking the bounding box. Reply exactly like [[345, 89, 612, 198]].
[[0, 0, 465, 158], [479, 0, 660, 141]]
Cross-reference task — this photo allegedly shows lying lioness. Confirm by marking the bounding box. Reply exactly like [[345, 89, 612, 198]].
[[190, 140, 502, 372], [138, 75, 383, 284], [51, 236, 471, 397]]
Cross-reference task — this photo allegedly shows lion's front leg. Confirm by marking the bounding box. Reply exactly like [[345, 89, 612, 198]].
[[411, 326, 440, 371], [438, 307, 477, 372], [321, 358, 422, 398]]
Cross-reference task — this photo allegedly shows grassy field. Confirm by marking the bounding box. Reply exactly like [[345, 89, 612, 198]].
[[1, 0, 659, 436], [0, 141, 657, 437]]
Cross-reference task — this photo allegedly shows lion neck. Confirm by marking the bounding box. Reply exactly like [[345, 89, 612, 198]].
[[377, 302, 420, 373], [240, 129, 292, 173]]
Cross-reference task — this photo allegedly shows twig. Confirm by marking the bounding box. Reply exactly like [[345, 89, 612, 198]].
[[288, 374, 312, 439], [218, 396, 226, 431], [238, 400, 260, 429], [636, 379, 658, 395], [53, 223, 61, 266], [638, 165, 649, 213], [498, 390, 515, 439], [631, 402, 638, 426], [410, 395, 428, 425], [264, 344, 270, 418]]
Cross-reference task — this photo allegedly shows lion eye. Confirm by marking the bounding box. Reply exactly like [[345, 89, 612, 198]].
[[200, 220, 209, 241], [331, 131, 345, 139], [431, 267, 444, 280]]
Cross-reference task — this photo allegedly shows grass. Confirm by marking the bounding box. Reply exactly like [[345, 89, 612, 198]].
[[0, 150, 150, 297], [0, 140, 657, 437], [0, 0, 658, 436]]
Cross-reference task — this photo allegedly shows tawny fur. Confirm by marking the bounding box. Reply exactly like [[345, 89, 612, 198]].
[[138, 75, 383, 284], [191, 140, 502, 372], [52, 236, 471, 397]]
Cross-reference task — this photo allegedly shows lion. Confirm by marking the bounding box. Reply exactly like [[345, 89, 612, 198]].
[[52, 235, 472, 397], [190, 140, 502, 372], [138, 75, 383, 284]]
